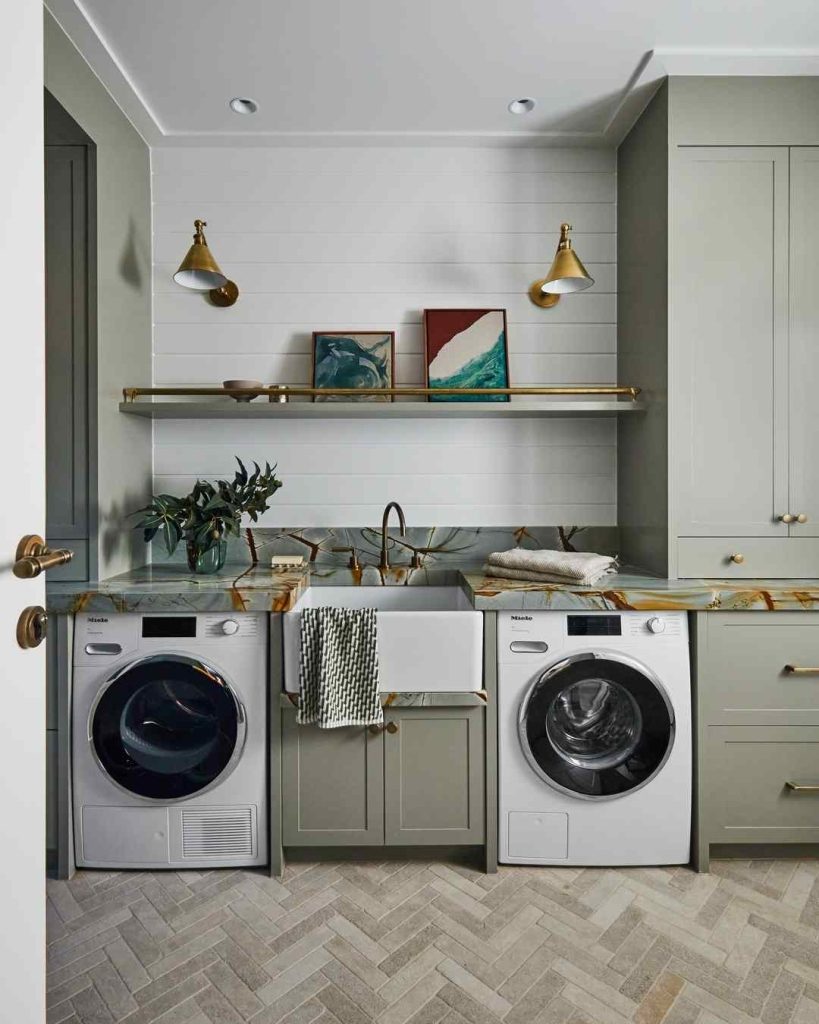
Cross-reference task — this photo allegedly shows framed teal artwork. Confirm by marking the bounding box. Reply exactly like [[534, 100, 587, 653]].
[[423, 309, 510, 402], [312, 331, 395, 402]]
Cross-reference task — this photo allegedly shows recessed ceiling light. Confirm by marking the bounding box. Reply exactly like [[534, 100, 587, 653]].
[[508, 98, 536, 115], [229, 97, 258, 115]]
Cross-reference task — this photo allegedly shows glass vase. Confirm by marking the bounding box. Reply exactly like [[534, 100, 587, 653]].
[[185, 539, 227, 575]]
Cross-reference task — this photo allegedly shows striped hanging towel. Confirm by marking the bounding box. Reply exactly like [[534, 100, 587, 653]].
[[297, 607, 382, 728]]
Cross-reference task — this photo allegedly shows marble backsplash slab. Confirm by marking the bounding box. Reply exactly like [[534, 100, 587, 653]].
[[149, 525, 620, 586]]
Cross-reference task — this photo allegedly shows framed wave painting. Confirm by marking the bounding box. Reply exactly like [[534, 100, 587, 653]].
[[423, 309, 510, 402], [312, 331, 395, 402]]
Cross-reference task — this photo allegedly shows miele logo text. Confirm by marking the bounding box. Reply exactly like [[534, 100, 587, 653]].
[[511, 615, 533, 621], [88, 617, 108, 623]]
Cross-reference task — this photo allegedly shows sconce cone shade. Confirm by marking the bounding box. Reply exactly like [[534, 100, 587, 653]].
[[173, 220, 239, 306], [529, 223, 594, 308]]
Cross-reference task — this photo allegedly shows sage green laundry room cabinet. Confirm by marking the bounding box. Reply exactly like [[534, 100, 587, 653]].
[[281, 705, 485, 848], [617, 78, 819, 578], [693, 612, 819, 870], [672, 146, 819, 577]]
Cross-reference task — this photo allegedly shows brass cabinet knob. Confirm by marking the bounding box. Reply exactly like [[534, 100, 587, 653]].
[[729, 553, 745, 565], [796, 513, 808, 524], [385, 721, 399, 734], [368, 724, 383, 735], [779, 514, 795, 523]]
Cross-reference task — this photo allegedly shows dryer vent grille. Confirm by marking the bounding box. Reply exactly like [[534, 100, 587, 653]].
[[181, 807, 255, 859]]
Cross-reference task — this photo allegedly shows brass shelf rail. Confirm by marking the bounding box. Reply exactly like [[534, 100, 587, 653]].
[[122, 384, 642, 402]]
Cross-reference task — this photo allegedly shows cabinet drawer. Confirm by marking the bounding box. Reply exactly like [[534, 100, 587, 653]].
[[678, 537, 819, 578], [696, 613, 819, 725], [704, 726, 819, 844]]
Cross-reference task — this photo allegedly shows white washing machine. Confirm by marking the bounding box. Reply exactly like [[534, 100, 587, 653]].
[[499, 610, 691, 866], [72, 612, 268, 869]]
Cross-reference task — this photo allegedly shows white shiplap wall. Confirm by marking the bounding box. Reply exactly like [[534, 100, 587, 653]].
[[152, 147, 616, 527]]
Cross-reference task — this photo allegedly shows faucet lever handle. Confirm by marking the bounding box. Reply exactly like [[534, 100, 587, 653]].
[[331, 546, 361, 571]]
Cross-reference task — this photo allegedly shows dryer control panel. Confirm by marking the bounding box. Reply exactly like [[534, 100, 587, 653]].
[[73, 613, 267, 667]]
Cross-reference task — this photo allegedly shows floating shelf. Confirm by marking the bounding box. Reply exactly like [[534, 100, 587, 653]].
[[119, 384, 645, 419], [119, 399, 645, 419]]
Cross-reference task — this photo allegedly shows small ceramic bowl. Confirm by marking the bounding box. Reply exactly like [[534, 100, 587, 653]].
[[222, 379, 263, 402]]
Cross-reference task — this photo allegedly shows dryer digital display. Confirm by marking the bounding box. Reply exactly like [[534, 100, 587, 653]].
[[142, 616, 197, 638]]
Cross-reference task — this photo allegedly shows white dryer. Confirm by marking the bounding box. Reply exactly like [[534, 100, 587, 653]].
[[72, 612, 268, 869], [499, 610, 691, 866]]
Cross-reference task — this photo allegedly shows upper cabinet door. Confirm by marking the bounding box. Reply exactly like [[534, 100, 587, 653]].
[[672, 148, 789, 537], [788, 149, 819, 539]]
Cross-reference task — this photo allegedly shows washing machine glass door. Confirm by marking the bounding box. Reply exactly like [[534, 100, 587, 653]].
[[91, 654, 246, 801], [519, 652, 674, 800]]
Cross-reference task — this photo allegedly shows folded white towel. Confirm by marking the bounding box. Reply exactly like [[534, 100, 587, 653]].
[[485, 548, 617, 588]]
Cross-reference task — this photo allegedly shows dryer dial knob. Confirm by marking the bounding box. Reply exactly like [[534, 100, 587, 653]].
[[221, 619, 240, 636], [646, 616, 665, 634]]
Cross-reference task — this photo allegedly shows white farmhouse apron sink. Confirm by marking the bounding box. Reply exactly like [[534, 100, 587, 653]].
[[283, 587, 483, 692]]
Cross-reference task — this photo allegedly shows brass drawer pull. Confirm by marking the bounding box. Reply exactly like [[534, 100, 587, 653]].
[[386, 721, 399, 734], [784, 665, 819, 674], [785, 781, 819, 792], [368, 724, 383, 735], [729, 553, 745, 564]]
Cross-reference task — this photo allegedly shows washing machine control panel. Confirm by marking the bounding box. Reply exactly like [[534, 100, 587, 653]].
[[498, 610, 687, 662]]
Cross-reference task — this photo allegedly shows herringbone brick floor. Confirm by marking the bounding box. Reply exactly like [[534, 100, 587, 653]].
[[46, 858, 819, 1024]]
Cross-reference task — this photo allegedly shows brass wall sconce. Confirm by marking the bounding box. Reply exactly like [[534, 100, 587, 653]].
[[173, 219, 239, 307], [528, 222, 594, 308]]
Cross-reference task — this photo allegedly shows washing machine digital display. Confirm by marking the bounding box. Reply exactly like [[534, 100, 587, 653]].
[[90, 654, 245, 801], [567, 615, 621, 636], [519, 652, 674, 799]]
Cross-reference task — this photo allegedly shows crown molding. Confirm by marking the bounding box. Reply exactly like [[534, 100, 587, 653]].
[[45, 0, 165, 146], [652, 46, 819, 77], [42, 9, 819, 150]]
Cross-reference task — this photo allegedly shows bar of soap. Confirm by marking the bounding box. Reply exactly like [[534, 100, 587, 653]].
[[270, 555, 305, 569]]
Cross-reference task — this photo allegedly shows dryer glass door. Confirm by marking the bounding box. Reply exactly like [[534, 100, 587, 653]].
[[91, 655, 245, 800], [519, 652, 674, 799]]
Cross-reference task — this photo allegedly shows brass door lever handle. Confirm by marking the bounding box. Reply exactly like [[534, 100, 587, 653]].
[[13, 535, 73, 578]]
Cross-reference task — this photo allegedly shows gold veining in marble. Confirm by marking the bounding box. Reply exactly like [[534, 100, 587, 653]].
[[463, 571, 819, 612]]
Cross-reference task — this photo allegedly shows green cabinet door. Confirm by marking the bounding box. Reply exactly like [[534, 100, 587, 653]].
[[383, 707, 485, 846], [281, 709, 384, 846]]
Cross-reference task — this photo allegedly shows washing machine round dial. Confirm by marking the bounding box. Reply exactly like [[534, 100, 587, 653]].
[[646, 616, 665, 634], [221, 619, 240, 636]]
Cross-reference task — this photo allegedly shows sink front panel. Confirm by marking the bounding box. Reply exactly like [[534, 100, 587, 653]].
[[283, 590, 483, 692]]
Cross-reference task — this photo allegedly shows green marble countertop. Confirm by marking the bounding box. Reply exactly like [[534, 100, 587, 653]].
[[46, 564, 310, 614], [46, 563, 819, 614], [460, 571, 819, 611]]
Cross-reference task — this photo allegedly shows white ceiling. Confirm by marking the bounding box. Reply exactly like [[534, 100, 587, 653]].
[[46, 0, 819, 146]]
